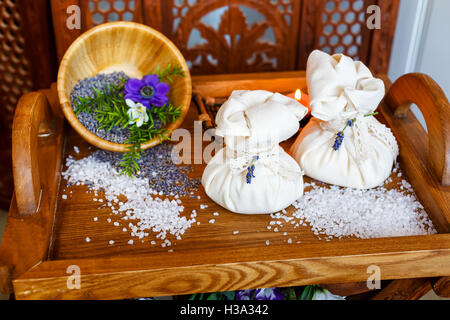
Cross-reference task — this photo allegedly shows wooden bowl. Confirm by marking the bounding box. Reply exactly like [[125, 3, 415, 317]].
[[57, 22, 192, 152]]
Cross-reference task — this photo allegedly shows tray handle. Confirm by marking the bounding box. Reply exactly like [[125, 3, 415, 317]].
[[12, 92, 53, 216], [385, 73, 450, 186]]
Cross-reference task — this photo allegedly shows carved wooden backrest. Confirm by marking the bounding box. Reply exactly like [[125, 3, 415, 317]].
[[0, 0, 56, 209], [52, 0, 399, 75], [0, 0, 35, 209], [0, 0, 33, 137]]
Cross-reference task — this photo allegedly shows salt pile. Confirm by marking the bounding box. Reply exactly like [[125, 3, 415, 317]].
[[93, 144, 200, 196], [269, 175, 437, 240], [62, 153, 197, 243]]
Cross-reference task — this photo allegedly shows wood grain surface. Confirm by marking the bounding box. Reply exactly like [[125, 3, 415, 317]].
[[13, 235, 450, 300], [431, 276, 450, 298], [2, 72, 449, 300]]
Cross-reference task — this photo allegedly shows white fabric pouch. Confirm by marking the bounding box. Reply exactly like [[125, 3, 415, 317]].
[[202, 90, 308, 214], [290, 50, 399, 189]]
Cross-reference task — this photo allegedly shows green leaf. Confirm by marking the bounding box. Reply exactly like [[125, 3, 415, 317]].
[[206, 293, 218, 300], [188, 294, 197, 301], [299, 285, 318, 300], [285, 288, 297, 300], [221, 291, 235, 300]]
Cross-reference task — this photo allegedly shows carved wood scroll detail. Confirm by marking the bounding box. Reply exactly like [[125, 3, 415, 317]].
[[53, 1, 399, 74]]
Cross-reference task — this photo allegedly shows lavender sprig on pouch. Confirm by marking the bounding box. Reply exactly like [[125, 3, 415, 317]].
[[332, 112, 378, 151], [246, 156, 260, 184]]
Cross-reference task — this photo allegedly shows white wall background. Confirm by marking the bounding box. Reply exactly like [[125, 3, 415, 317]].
[[388, 0, 450, 129]]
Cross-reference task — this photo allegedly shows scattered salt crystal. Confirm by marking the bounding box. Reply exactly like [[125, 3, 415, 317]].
[[151, 241, 156, 245], [265, 240, 270, 246], [107, 218, 111, 223], [200, 204, 208, 210], [287, 238, 292, 244], [109, 240, 115, 245], [128, 240, 134, 245], [93, 217, 98, 222], [233, 231, 239, 235], [62, 154, 196, 243], [62, 195, 68, 200], [213, 212, 219, 216], [74, 146, 80, 154], [122, 228, 127, 232], [114, 222, 120, 227], [290, 183, 436, 239], [85, 237, 91, 243], [209, 219, 215, 224], [168, 249, 174, 253]]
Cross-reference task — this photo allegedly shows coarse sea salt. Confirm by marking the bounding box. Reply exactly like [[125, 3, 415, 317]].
[[62, 154, 197, 244], [272, 178, 436, 240]]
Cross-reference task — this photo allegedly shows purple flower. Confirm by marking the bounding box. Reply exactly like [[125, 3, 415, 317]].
[[236, 288, 285, 300], [124, 75, 169, 110], [254, 288, 285, 300], [236, 290, 253, 300]]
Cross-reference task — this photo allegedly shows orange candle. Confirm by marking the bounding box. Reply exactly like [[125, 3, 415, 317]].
[[287, 89, 311, 116]]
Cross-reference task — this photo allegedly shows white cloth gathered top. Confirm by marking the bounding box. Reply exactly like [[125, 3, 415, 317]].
[[290, 50, 399, 189]]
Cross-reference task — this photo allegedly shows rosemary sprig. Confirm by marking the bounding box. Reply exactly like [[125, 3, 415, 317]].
[[120, 121, 171, 177], [151, 103, 182, 126], [154, 64, 186, 83]]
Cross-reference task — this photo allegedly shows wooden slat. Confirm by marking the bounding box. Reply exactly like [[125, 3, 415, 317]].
[[432, 277, 450, 298], [13, 234, 450, 300], [372, 278, 432, 300], [192, 71, 307, 97], [51, 0, 82, 61], [368, 0, 401, 74]]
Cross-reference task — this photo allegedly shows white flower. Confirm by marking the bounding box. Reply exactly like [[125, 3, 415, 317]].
[[126, 99, 149, 127], [312, 289, 346, 300]]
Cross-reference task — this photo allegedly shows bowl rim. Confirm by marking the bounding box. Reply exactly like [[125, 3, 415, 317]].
[[57, 21, 192, 153]]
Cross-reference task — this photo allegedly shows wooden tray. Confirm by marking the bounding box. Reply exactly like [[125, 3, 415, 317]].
[[0, 71, 449, 300]]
